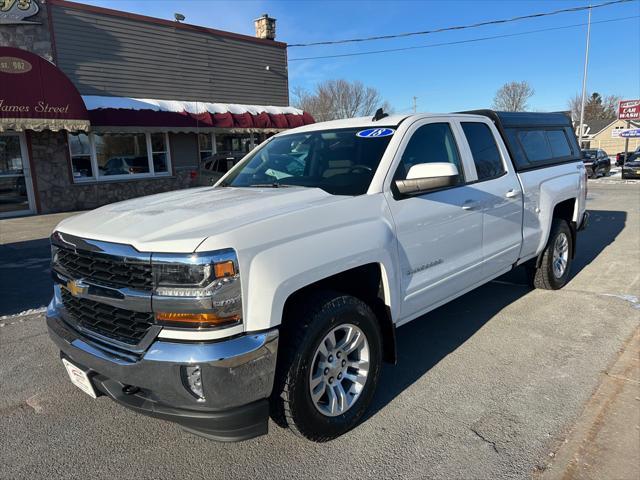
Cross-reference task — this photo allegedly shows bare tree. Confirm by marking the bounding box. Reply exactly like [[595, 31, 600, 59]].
[[492, 81, 535, 112], [292, 79, 390, 121], [568, 92, 621, 122]]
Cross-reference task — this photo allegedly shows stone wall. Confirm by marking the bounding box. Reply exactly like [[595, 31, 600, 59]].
[[29, 131, 198, 214], [0, 0, 53, 61]]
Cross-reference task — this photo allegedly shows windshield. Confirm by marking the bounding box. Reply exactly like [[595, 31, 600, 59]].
[[583, 150, 597, 159], [221, 127, 395, 196]]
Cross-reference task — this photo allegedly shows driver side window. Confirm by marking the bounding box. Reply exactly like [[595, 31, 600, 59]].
[[394, 123, 465, 184]]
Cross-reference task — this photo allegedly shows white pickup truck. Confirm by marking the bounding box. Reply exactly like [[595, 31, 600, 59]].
[[47, 110, 588, 442]]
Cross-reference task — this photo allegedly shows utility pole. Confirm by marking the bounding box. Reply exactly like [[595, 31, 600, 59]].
[[577, 5, 592, 149], [412, 96, 418, 114]]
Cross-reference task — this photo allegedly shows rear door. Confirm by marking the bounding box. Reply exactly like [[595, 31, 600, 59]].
[[456, 120, 524, 278], [384, 119, 484, 322]]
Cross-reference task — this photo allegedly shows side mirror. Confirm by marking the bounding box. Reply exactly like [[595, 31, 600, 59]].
[[394, 162, 459, 196]]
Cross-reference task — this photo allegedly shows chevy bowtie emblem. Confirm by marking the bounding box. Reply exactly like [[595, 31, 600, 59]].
[[66, 279, 88, 297]]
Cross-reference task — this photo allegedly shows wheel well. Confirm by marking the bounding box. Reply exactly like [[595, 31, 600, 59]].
[[552, 198, 575, 223], [536, 198, 577, 267], [281, 263, 397, 364]]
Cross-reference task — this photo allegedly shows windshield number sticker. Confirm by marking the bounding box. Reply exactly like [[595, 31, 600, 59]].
[[356, 128, 394, 138]]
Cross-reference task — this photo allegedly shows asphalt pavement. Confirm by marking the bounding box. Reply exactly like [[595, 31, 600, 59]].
[[0, 182, 638, 479]]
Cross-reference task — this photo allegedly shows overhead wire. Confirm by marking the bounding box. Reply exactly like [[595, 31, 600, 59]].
[[288, 15, 640, 61], [287, 0, 636, 47]]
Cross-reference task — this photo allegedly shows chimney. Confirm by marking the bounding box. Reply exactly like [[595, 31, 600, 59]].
[[254, 14, 276, 40]]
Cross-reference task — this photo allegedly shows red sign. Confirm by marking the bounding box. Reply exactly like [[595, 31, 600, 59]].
[[618, 99, 640, 120]]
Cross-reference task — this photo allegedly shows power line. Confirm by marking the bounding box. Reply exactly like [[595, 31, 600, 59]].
[[288, 0, 635, 47], [289, 15, 640, 61]]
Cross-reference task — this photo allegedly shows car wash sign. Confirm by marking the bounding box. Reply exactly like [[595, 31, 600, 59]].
[[618, 99, 640, 120], [0, 0, 40, 25]]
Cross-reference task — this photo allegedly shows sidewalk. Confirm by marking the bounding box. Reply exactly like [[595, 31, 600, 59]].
[[0, 211, 82, 245], [538, 327, 640, 480]]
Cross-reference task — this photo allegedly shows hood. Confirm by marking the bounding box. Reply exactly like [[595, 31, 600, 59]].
[[55, 186, 345, 252]]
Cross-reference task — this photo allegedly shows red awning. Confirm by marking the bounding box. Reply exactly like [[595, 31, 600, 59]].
[[0, 47, 89, 132], [82, 96, 315, 131]]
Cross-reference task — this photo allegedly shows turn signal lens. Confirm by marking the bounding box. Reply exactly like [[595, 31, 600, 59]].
[[156, 312, 240, 328], [214, 260, 236, 278]]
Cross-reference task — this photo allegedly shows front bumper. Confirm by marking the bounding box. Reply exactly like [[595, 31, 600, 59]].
[[46, 301, 278, 442], [622, 168, 640, 179]]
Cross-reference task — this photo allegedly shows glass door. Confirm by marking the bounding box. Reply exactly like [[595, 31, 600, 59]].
[[0, 133, 35, 217]]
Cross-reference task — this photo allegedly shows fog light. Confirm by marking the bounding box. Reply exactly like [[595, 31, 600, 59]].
[[183, 365, 205, 401]]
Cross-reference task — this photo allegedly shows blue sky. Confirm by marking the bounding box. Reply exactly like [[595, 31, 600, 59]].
[[81, 0, 640, 113]]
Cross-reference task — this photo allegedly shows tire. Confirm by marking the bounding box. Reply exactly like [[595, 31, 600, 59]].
[[270, 291, 382, 442], [528, 219, 573, 290]]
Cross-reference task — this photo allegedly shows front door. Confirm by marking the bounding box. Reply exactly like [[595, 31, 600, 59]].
[[0, 133, 35, 217], [386, 120, 485, 323]]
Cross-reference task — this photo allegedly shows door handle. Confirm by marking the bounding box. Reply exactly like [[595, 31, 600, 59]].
[[462, 200, 479, 210], [505, 189, 519, 198]]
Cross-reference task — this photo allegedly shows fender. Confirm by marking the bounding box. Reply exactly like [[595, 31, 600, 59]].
[[517, 163, 581, 261], [244, 218, 398, 332]]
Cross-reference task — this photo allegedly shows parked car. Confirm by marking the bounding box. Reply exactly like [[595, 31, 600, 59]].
[[100, 156, 149, 176], [621, 158, 640, 179], [47, 110, 588, 443], [582, 149, 611, 178], [615, 151, 628, 166], [198, 151, 245, 186], [615, 147, 640, 166]]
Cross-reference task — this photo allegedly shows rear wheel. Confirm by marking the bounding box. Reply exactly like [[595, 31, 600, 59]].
[[271, 291, 382, 442], [527, 219, 573, 290]]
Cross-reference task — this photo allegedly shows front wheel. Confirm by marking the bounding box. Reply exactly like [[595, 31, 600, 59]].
[[271, 292, 382, 442], [527, 219, 573, 290]]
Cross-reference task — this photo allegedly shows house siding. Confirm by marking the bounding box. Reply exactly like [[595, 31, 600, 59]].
[[50, 4, 289, 106], [585, 119, 640, 154]]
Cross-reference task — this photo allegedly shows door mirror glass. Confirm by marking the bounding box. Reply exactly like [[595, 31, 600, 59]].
[[395, 162, 459, 196]]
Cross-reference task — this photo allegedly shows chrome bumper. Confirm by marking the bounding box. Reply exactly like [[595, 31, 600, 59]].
[[47, 300, 278, 441]]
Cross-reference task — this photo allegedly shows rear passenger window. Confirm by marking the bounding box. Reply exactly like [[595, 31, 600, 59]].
[[546, 130, 572, 158], [518, 130, 553, 162], [394, 123, 464, 184], [461, 122, 505, 180]]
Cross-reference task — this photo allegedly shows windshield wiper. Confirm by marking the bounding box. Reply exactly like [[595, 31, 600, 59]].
[[246, 183, 293, 188]]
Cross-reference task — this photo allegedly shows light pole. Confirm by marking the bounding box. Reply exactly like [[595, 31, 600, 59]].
[[578, 5, 592, 149]]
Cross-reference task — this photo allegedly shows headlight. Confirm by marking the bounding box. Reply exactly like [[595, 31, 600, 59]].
[[152, 249, 242, 328]]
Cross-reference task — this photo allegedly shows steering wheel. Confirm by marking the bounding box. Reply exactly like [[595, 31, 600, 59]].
[[348, 165, 373, 174]]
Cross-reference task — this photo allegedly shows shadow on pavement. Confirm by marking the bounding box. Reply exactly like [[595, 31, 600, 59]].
[[368, 209, 626, 418], [0, 238, 52, 316]]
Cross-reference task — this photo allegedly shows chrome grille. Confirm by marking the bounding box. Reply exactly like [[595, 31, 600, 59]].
[[55, 247, 153, 291], [61, 289, 155, 345]]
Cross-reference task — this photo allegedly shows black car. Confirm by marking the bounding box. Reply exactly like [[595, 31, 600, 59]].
[[582, 149, 611, 178], [621, 158, 640, 179]]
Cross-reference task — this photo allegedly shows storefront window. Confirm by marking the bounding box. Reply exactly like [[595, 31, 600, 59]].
[[95, 133, 149, 176], [68, 133, 94, 179], [67, 132, 171, 182], [216, 133, 253, 154], [198, 133, 214, 161], [151, 133, 168, 173]]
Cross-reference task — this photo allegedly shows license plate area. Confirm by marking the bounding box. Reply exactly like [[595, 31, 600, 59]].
[[62, 358, 97, 398]]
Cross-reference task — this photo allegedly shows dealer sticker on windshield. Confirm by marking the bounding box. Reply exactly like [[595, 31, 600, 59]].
[[356, 128, 395, 138]]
